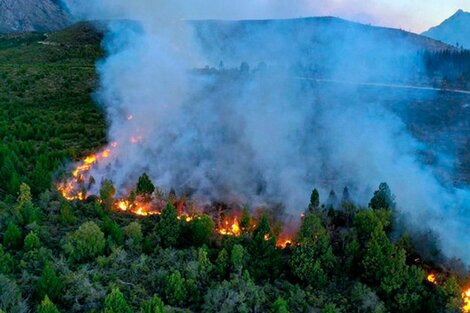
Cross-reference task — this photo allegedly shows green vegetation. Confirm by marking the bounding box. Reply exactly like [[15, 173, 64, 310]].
[[0, 23, 468, 313], [0, 23, 106, 197], [2, 170, 466, 312]]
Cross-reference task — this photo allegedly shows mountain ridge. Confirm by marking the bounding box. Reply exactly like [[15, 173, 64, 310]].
[[422, 9, 470, 48], [0, 0, 71, 33]]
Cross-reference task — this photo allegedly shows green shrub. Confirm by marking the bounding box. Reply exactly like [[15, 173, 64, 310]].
[[164, 271, 187, 306], [64, 221, 105, 262], [155, 203, 180, 248], [190, 215, 215, 246], [37, 295, 60, 313], [273, 297, 289, 313], [36, 262, 63, 302], [124, 221, 143, 247], [141, 294, 165, 313], [59, 203, 76, 225], [23, 231, 40, 251], [3, 222, 22, 250], [0, 245, 14, 274], [103, 288, 132, 313]]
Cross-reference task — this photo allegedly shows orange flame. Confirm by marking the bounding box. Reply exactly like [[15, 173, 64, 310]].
[[58, 146, 119, 200], [427, 273, 438, 285], [276, 239, 292, 248], [219, 217, 241, 236], [464, 287, 470, 313], [427, 273, 470, 312], [58, 146, 293, 251], [117, 200, 129, 211], [102, 149, 111, 158], [115, 199, 161, 217]]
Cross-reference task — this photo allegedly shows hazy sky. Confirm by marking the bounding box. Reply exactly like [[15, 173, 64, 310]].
[[178, 0, 470, 33], [67, 0, 469, 33]]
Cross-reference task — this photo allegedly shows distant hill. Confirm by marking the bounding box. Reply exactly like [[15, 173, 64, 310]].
[[422, 9, 470, 49], [193, 17, 455, 82], [0, 0, 71, 33]]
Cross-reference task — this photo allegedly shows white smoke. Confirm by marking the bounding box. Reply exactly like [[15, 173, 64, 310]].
[[63, 1, 469, 263]]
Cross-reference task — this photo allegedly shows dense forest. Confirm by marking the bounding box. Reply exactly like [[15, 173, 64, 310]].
[[0, 23, 469, 313], [0, 23, 105, 197], [422, 49, 470, 90]]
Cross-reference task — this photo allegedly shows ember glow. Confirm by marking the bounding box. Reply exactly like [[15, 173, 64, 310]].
[[57, 151, 293, 247], [276, 238, 293, 249], [426, 273, 470, 312], [427, 273, 438, 285], [464, 288, 470, 313], [58, 145, 117, 201], [57, 154, 295, 247], [116, 199, 160, 217], [218, 217, 241, 236]]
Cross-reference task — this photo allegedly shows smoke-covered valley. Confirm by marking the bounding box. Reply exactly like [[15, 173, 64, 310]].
[[60, 1, 470, 264]]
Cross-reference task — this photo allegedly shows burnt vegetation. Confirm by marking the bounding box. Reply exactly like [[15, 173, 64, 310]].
[[0, 23, 469, 313]]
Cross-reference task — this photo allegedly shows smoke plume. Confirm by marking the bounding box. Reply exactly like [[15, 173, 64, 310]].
[[63, 1, 469, 263]]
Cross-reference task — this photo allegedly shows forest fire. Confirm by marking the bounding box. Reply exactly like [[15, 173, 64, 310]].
[[56, 146, 470, 311], [116, 200, 160, 217], [427, 273, 438, 285], [426, 273, 470, 312], [464, 288, 470, 313], [58, 153, 293, 247], [218, 217, 241, 236], [58, 144, 118, 200], [276, 238, 292, 249]]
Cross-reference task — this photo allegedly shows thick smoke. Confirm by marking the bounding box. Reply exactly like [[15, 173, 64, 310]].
[[63, 1, 469, 263]]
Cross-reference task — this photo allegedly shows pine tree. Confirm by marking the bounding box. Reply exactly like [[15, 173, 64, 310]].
[[3, 222, 22, 250], [215, 248, 229, 277], [190, 215, 215, 246], [24, 231, 40, 251], [240, 207, 251, 231], [248, 215, 281, 281], [326, 189, 338, 209], [290, 213, 335, 287], [369, 182, 395, 211], [341, 186, 351, 204], [36, 262, 63, 302], [273, 297, 289, 313], [99, 179, 116, 210], [164, 271, 187, 306], [17, 183, 40, 224], [104, 288, 132, 313], [309, 188, 320, 211], [155, 203, 180, 248], [231, 244, 245, 274], [59, 202, 76, 225], [136, 173, 155, 201], [141, 294, 165, 313], [37, 295, 60, 313], [0, 244, 14, 274]]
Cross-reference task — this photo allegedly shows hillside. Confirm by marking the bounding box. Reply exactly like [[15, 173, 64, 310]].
[[422, 10, 470, 49], [193, 17, 454, 82], [0, 22, 105, 196], [0, 22, 468, 313], [0, 0, 71, 33]]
